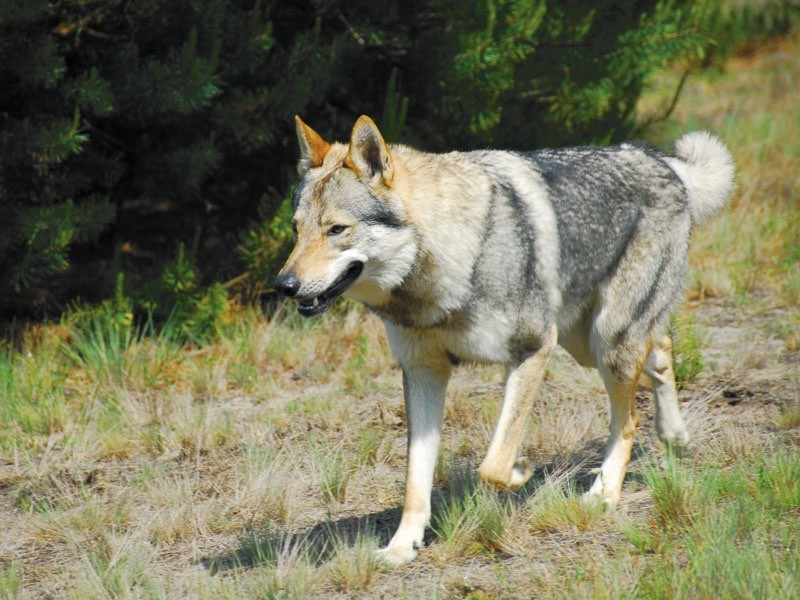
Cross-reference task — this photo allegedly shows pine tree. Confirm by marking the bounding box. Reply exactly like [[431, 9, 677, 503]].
[[2, 0, 793, 317], [0, 1, 114, 305], [0, 1, 325, 315]]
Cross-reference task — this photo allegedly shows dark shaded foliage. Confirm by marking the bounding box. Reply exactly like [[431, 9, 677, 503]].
[[0, 0, 796, 318]]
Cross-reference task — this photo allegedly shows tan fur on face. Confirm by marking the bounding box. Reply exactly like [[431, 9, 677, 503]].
[[280, 234, 338, 283]]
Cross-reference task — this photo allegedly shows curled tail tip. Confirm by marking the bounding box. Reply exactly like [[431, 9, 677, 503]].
[[674, 131, 733, 167], [672, 131, 735, 225]]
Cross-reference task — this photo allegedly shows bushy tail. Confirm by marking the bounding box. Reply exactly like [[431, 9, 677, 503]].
[[666, 132, 735, 225]]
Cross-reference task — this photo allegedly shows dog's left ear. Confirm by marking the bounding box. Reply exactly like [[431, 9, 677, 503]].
[[346, 115, 394, 187]]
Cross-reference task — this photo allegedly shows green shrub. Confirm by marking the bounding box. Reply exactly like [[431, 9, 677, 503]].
[[139, 244, 231, 345], [240, 194, 294, 297]]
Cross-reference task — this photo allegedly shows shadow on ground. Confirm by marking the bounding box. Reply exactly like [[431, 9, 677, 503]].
[[200, 436, 652, 573]]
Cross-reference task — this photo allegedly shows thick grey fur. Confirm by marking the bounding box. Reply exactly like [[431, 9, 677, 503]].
[[277, 120, 735, 566]]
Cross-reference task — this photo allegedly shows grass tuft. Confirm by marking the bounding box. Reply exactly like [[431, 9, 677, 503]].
[[0, 561, 22, 599], [325, 530, 381, 591], [671, 313, 705, 388], [72, 541, 162, 600], [0, 334, 69, 447], [224, 531, 318, 598], [777, 398, 800, 430], [644, 457, 705, 528], [311, 439, 358, 504], [527, 483, 605, 534], [430, 465, 512, 560]]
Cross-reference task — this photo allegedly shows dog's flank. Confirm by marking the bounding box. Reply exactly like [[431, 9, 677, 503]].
[[275, 115, 735, 565]]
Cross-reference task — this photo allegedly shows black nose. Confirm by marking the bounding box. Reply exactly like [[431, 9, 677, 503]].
[[274, 272, 301, 298]]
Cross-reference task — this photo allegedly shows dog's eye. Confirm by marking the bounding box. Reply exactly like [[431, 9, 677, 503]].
[[327, 225, 348, 236]]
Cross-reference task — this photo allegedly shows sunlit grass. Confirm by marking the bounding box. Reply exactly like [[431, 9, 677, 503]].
[[618, 447, 800, 599], [0, 561, 22, 599], [0, 331, 69, 448]]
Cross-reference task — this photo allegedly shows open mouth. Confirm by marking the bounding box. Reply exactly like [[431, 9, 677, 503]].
[[296, 261, 364, 317]]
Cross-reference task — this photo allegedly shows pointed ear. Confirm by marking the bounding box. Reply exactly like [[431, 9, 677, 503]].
[[345, 115, 394, 187], [295, 115, 330, 173]]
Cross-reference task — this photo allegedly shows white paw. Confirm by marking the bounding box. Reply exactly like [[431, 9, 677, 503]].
[[507, 457, 534, 491], [583, 476, 620, 509], [658, 425, 690, 448], [581, 489, 619, 510], [479, 456, 534, 491], [375, 544, 418, 567], [659, 427, 690, 457]]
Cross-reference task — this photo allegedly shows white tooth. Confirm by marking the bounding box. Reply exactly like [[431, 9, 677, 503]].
[[313, 297, 319, 307]]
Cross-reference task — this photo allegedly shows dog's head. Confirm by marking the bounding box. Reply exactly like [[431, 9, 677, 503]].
[[274, 116, 417, 316]]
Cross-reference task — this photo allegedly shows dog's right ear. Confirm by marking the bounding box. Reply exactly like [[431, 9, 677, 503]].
[[295, 116, 330, 174]]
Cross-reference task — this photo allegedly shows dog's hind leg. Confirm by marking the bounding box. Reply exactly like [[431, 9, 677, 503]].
[[478, 325, 557, 490], [585, 342, 644, 508], [644, 334, 689, 453], [376, 360, 450, 567]]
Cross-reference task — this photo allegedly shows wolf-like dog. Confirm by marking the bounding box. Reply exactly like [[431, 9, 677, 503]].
[[275, 115, 735, 566]]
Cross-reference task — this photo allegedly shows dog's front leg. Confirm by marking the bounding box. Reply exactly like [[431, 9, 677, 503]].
[[478, 325, 557, 490], [377, 362, 450, 566]]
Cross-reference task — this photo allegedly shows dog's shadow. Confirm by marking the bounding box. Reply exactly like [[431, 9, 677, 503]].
[[202, 439, 649, 573], [202, 506, 402, 573]]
